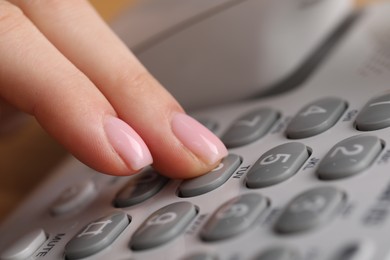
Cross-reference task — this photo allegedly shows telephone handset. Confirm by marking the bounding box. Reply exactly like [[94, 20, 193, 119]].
[[111, 0, 353, 109], [4, 1, 390, 260]]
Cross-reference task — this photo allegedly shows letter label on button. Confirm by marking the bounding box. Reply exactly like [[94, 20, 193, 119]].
[[300, 105, 327, 117], [260, 154, 291, 165], [330, 144, 364, 158], [234, 115, 261, 127]]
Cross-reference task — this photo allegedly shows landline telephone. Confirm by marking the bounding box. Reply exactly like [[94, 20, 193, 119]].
[[2, 0, 390, 259]]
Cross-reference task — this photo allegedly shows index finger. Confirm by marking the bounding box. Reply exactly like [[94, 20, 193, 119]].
[[11, 0, 228, 178]]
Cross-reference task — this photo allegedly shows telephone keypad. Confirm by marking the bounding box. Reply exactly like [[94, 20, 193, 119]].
[[12, 94, 385, 259], [2, 92, 390, 260]]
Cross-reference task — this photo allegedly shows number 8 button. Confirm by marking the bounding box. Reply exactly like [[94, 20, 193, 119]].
[[317, 135, 382, 180]]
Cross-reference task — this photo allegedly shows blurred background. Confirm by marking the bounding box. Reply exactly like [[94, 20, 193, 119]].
[[0, 0, 384, 222]]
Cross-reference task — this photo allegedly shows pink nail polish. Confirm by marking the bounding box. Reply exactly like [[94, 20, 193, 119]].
[[172, 113, 228, 165], [104, 116, 153, 171]]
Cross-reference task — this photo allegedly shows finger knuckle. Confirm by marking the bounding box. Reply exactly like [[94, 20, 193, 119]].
[[0, 1, 26, 35], [114, 67, 153, 93]]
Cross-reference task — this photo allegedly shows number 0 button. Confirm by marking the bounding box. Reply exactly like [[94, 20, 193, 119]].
[[246, 142, 309, 188], [200, 193, 268, 241], [317, 135, 382, 180]]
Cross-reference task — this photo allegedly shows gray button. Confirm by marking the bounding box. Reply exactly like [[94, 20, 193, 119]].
[[274, 186, 345, 234], [246, 142, 309, 188], [286, 97, 347, 139], [254, 247, 301, 260], [114, 168, 168, 207], [201, 193, 268, 241], [131, 202, 197, 250], [317, 135, 382, 180], [179, 154, 241, 197], [50, 180, 96, 216], [330, 241, 374, 260], [0, 229, 47, 260], [65, 211, 129, 259], [222, 108, 279, 148], [356, 93, 390, 131], [182, 252, 218, 260]]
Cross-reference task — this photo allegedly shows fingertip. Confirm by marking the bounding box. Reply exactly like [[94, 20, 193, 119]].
[[171, 113, 228, 166], [104, 116, 153, 172]]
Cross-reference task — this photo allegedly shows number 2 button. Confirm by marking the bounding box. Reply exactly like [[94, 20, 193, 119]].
[[317, 135, 382, 180]]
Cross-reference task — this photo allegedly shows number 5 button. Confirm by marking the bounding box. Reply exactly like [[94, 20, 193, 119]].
[[246, 142, 309, 188], [317, 135, 382, 180]]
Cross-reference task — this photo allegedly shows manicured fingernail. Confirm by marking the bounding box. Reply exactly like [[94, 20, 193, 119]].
[[172, 113, 228, 165], [104, 116, 153, 171]]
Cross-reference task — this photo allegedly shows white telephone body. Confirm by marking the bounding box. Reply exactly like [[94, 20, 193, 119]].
[[5, 1, 390, 260]]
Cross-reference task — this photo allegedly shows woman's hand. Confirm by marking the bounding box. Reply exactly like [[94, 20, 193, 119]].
[[0, 0, 227, 178]]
